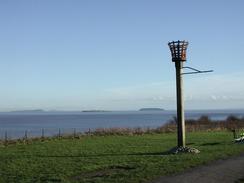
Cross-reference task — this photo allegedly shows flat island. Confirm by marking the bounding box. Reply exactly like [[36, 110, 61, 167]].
[[81, 110, 110, 112], [139, 108, 165, 111]]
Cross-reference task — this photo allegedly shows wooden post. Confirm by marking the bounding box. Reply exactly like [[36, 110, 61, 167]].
[[73, 128, 76, 138], [58, 128, 61, 138], [24, 130, 28, 140], [175, 61, 186, 147], [41, 128, 45, 139], [232, 129, 237, 139], [4, 131, 8, 145]]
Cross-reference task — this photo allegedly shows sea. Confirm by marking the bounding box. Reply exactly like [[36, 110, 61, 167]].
[[0, 109, 244, 139]]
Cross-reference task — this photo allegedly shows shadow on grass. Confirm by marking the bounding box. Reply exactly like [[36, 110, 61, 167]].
[[186, 143, 195, 145], [36, 151, 171, 158], [200, 142, 222, 146], [71, 165, 137, 180]]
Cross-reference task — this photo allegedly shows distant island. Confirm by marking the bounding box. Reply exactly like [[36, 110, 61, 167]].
[[82, 110, 110, 112], [10, 109, 45, 113], [139, 108, 165, 111]]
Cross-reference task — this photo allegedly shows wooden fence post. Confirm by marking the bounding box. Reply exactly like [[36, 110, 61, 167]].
[[73, 128, 76, 138], [58, 128, 61, 138], [4, 131, 8, 146], [24, 130, 28, 140], [42, 128, 45, 139]]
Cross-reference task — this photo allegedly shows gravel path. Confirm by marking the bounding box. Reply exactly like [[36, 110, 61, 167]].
[[152, 154, 244, 183]]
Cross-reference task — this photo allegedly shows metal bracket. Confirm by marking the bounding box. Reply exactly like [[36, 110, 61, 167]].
[[182, 66, 213, 75]]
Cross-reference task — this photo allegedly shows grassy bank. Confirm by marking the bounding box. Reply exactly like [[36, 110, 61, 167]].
[[89, 115, 244, 136], [0, 131, 244, 183]]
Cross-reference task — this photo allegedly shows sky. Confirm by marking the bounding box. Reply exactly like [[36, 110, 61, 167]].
[[0, 0, 243, 111]]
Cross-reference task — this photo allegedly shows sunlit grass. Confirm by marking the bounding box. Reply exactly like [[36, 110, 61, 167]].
[[0, 131, 244, 183]]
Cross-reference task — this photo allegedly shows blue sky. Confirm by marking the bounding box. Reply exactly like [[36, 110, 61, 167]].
[[0, 0, 243, 111]]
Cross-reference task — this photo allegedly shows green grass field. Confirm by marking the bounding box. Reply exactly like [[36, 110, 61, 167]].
[[0, 131, 244, 183]]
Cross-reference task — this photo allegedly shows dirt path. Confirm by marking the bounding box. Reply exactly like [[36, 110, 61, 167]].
[[152, 154, 244, 183]]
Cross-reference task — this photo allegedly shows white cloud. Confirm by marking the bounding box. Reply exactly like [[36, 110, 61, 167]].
[[103, 72, 244, 109]]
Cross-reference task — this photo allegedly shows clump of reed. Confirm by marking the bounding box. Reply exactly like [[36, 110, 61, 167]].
[[86, 115, 244, 136], [85, 127, 153, 136], [155, 115, 244, 134]]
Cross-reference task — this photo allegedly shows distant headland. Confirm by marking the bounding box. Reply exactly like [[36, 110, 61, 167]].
[[10, 109, 45, 113], [139, 108, 165, 111]]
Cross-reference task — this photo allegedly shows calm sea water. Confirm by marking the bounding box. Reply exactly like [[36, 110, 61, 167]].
[[0, 109, 244, 139]]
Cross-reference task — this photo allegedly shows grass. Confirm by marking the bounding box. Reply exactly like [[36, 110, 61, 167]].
[[0, 131, 244, 183]]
